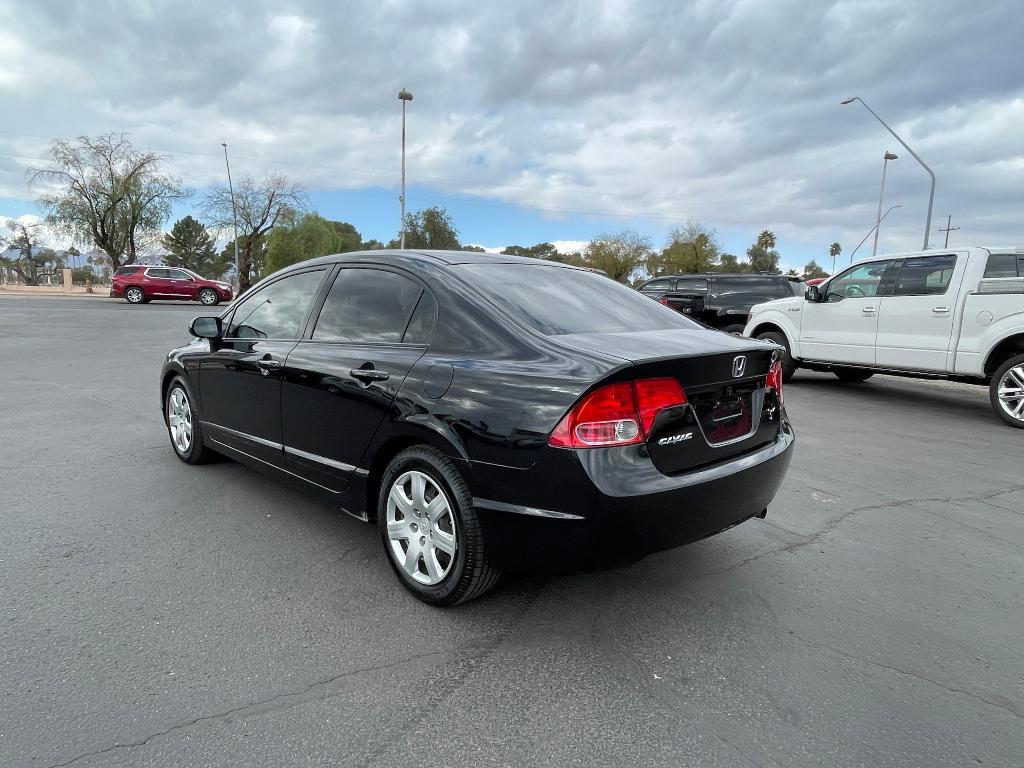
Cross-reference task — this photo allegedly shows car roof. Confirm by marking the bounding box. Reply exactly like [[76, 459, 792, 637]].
[[642, 273, 793, 281], [296, 249, 587, 270]]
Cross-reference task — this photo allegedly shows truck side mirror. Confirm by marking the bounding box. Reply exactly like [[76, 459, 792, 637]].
[[805, 285, 820, 302]]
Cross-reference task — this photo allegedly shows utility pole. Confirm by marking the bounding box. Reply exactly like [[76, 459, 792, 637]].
[[938, 215, 959, 248], [398, 89, 413, 249], [221, 143, 241, 288]]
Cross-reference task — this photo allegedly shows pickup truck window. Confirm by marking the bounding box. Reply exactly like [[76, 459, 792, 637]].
[[640, 279, 674, 293], [676, 279, 709, 292], [984, 253, 1020, 278], [892, 254, 957, 296], [824, 261, 896, 302]]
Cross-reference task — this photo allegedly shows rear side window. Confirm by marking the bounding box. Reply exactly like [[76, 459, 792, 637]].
[[458, 264, 702, 336], [893, 254, 958, 296], [312, 268, 425, 344], [984, 253, 1020, 278], [226, 269, 325, 340], [114, 266, 143, 276], [675, 279, 708, 292], [714, 276, 790, 299], [147, 268, 170, 279], [640, 278, 673, 293]]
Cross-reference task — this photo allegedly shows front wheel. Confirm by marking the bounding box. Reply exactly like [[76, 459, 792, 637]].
[[198, 288, 219, 306], [834, 368, 874, 383], [378, 446, 500, 606], [990, 354, 1024, 429], [165, 377, 213, 464], [756, 330, 797, 382]]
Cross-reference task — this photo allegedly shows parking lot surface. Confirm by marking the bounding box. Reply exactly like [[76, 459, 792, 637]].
[[2, 296, 1022, 768]]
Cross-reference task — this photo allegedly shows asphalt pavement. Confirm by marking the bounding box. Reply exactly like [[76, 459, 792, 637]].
[[2, 295, 1022, 768]]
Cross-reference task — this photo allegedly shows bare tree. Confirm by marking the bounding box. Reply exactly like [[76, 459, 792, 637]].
[[28, 133, 186, 270], [201, 174, 306, 291], [0, 221, 62, 285]]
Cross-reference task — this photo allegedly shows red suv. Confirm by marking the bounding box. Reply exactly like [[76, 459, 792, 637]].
[[110, 266, 234, 305]]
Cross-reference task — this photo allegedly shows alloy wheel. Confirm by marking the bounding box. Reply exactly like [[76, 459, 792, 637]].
[[199, 289, 217, 305], [167, 387, 193, 454], [385, 470, 457, 585], [997, 364, 1024, 422], [126, 287, 143, 303]]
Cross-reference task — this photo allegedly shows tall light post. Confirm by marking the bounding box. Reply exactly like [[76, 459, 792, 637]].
[[872, 151, 898, 256], [221, 143, 240, 287], [850, 205, 902, 263], [842, 96, 936, 249], [398, 88, 413, 249]]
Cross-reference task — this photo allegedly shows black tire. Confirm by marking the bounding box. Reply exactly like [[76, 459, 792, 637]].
[[164, 376, 214, 464], [834, 368, 874, 383], [377, 445, 500, 606], [989, 353, 1024, 429], [756, 330, 797, 382], [198, 288, 219, 306], [125, 286, 145, 304]]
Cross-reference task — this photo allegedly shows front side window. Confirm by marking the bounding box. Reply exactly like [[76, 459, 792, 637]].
[[312, 268, 426, 343], [640, 278, 673, 293], [893, 254, 958, 296], [167, 269, 192, 280], [226, 269, 325, 340], [824, 260, 896, 302], [147, 268, 170, 279]]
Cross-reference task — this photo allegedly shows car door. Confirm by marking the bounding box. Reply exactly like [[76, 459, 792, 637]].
[[166, 268, 196, 299], [144, 267, 173, 297], [281, 266, 435, 491], [198, 267, 329, 465], [799, 259, 899, 364], [875, 253, 965, 371]]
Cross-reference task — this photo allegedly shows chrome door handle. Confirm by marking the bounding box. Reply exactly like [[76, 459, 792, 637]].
[[349, 367, 390, 383], [256, 358, 283, 374], [862, 306, 876, 315], [932, 306, 950, 314]]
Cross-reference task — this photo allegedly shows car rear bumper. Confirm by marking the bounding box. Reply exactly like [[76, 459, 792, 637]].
[[109, 286, 122, 297], [471, 421, 795, 573]]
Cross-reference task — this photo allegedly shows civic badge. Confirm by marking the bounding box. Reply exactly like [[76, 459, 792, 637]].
[[732, 355, 747, 378]]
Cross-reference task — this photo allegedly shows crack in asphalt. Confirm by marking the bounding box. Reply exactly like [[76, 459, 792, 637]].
[[42, 644, 491, 768], [788, 633, 1023, 721], [702, 484, 1024, 577]]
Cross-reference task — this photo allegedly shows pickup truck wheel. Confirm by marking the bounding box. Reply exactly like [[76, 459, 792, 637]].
[[991, 354, 1024, 429], [834, 368, 874, 383], [756, 331, 796, 382]]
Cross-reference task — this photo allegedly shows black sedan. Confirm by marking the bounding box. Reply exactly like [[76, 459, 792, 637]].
[[160, 250, 794, 605]]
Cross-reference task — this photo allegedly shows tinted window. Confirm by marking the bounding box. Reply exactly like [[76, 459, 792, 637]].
[[312, 268, 424, 343], [458, 264, 702, 336], [985, 253, 1019, 278], [114, 266, 143, 276], [676, 278, 708, 292], [640, 278, 672, 293], [167, 269, 192, 280], [147, 268, 170, 279], [825, 261, 896, 302], [893, 254, 958, 296], [227, 269, 325, 339], [713, 276, 790, 300]]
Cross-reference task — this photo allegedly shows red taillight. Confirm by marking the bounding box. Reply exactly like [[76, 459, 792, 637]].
[[766, 359, 784, 408], [549, 378, 687, 448], [657, 297, 671, 306]]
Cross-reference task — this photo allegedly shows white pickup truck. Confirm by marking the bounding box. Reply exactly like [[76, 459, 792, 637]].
[[743, 247, 1024, 428]]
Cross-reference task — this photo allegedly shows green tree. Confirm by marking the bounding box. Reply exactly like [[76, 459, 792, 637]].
[[786, 268, 799, 277], [803, 260, 828, 279], [361, 239, 385, 250], [501, 242, 569, 261], [746, 230, 781, 273], [161, 215, 230, 277], [648, 218, 722, 276], [389, 207, 461, 249], [582, 230, 652, 283], [461, 245, 486, 252], [202, 173, 306, 291], [828, 241, 841, 274], [29, 133, 186, 270], [718, 253, 744, 273], [264, 214, 363, 274]]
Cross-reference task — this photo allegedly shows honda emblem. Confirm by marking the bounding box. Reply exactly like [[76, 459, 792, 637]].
[[732, 356, 747, 378]]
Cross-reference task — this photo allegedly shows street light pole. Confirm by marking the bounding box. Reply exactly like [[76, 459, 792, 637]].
[[872, 151, 898, 256], [221, 143, 241, 287], [842, 97, 936, 250], [398, 88, 413, 249], [850, 205, 902, 263]]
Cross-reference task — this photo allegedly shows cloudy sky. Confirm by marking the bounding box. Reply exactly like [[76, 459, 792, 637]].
[[0, 0, 1021, 271]]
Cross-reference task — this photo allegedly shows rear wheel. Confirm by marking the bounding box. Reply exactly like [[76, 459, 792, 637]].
[[378, 446, 499, 606], [125, 286, 144, 304], [756, 330, 796, 382], [990, 354, 1024, 429], [834, 368, 874, 383], [198, 288, 219, 306]]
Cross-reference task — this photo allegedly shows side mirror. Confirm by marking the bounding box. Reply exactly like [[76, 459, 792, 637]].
[[189, 316, 222, 339], [804, 285, 820, 302]]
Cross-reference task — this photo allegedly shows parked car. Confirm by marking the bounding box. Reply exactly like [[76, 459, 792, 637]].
[[637, 274, 804, 332], [160, 250, 794, 605], [111, 265, 233, 305], [804, 276, 828, 287], [743, 247, 1024, 428]]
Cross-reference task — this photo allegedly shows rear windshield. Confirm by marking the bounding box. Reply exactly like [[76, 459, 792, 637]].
[[458, 264, 702, 336]]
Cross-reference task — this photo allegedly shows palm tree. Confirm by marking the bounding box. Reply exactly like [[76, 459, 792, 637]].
[[829, 242, 841, 274]]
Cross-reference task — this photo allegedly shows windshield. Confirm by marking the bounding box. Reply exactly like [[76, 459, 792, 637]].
[[457, 264, 703, 336]]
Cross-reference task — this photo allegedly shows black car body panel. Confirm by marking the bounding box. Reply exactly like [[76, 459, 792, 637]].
[[161, 250, 794, 571], [637, 274, 802, 330]]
